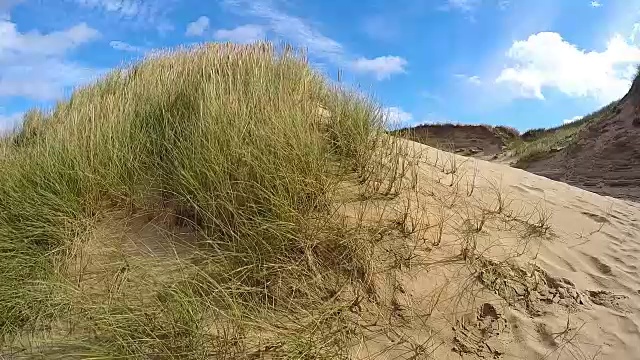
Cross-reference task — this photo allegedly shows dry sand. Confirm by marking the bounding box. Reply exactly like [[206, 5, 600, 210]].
[[351, 140, 640, 360]]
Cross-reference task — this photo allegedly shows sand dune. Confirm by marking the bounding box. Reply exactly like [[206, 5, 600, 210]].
[[392, 124, 518, 157], [353, 140, 640, 360], [4, 42, 637, 359], [524, 80, 640, 203]]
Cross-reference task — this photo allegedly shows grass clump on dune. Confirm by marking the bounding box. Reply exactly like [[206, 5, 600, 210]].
[[0, 42, 392, 358]]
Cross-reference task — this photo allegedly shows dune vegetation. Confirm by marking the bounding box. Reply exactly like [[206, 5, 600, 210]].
[[0, 42, 411, 358], [2, 41, 622, 360]]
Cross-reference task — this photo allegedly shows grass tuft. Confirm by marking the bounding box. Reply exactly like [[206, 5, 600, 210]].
[[0, 42, 392, 358]]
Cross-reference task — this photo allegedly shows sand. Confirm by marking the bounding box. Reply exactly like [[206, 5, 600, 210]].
[[352, 140, 640, 360]]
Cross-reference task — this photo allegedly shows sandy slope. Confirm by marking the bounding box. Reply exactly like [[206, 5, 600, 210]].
[[353, 141, 640, 360], [523, 97, 640, 203], [463, 147, 640, 359], [518, 76, 640, 203]]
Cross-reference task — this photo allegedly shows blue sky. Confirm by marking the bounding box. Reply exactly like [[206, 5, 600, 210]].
[[2, 0, 640, 132]]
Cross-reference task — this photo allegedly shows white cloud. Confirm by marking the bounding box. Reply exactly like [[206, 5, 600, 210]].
[[590, 1, 602, 8], [495, 31, 640, 104], [214, 24, 265, 44], [384, 106, 413, 126], [0, 19, 102, 100], [563, 115, 583, 124], [185, 16, 209, 37], [222, 0, 406, 80], [352, 56, 407, 80], [0, 21, 100, 56], [109, 40, 144, 52], [0, 59, 100, 100]]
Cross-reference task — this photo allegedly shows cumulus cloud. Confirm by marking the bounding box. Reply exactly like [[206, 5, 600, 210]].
[[185, 16, 210, 36], [214, 24, 265, 44], [0, 19, 102, 101], [495, 31, 640, 104], [352, 56, 407, 80], [0, 21, 99, 56]]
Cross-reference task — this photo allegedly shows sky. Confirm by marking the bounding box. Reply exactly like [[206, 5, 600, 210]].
[[3, 0, 640, 132]]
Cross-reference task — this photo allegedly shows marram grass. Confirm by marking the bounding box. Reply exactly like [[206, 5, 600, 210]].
[[0, 42, 393, 358]]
